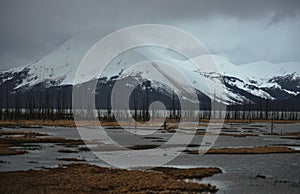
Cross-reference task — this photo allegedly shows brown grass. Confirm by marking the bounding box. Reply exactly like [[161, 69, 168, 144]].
[[0, 120, 76, 127], [0, 130, 84, 155], [0, 131, 48, 137], [1, 136, 84, 145], [1, 119, 298, 128], [200, 119, 300, 124], [0, 120, 165, 128], [57, 158, 86, 162], [0, 163, 219, 193], [196, 132, 258, 137], [184, 146, 300, 155], [0, 144, 27, 155], [282, 132, 300, 140], [285, 132, 300, 137], [151, 167, 221, 179]]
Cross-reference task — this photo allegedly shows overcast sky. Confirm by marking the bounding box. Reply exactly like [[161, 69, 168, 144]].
[[0, 0, 300, 70]]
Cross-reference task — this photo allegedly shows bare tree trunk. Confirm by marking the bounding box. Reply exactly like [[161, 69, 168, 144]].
[[0, 80, 2, 120]]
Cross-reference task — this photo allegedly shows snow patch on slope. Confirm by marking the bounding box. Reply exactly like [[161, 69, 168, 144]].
[[1, 36, 299, 104]]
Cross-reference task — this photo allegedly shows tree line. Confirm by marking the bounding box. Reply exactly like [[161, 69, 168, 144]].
[[0, 81, 299, 122]]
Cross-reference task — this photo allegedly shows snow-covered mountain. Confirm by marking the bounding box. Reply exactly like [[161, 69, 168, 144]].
[[0, 35, 299, 106]]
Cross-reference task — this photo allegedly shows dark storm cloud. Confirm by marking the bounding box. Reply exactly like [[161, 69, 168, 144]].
[[0, 0, 300, 70]]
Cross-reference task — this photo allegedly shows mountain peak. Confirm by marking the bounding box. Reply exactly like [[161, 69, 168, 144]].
[[1, 36, 299, 105]]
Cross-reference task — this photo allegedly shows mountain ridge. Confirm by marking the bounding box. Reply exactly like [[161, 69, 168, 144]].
[[0, 36, 299, 107]]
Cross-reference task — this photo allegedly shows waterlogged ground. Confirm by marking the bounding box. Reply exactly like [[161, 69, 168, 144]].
[[0, 122, 299, 193]]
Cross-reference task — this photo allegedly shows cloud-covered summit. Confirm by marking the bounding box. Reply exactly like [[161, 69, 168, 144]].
[[0, 0, 300, 70]]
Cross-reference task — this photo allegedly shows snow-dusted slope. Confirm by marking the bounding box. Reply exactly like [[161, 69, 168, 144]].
[[1, 34, 102, 88], [106, 48, 299, 104], [1, 36, 299, 104]]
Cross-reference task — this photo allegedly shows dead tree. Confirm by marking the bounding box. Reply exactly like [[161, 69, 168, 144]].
[[0, 80, 2, 120]]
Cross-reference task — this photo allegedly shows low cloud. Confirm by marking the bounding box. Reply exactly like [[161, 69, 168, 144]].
[[0, 0, 299, 70]]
